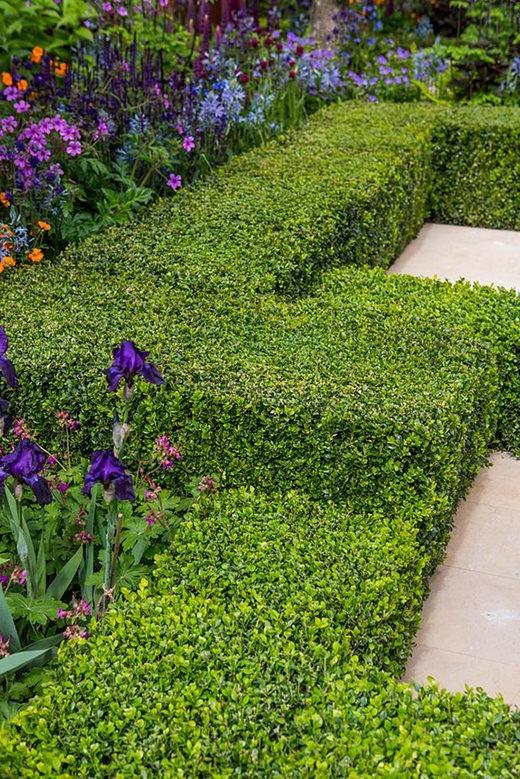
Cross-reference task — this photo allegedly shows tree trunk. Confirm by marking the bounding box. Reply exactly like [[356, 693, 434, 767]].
[[310, 0, 340, 44]]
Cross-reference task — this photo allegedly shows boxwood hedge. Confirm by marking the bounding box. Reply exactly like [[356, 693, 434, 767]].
[[430, 106, 520, 229], [0, 491, 518, 777], [0, 101, 519, 775]]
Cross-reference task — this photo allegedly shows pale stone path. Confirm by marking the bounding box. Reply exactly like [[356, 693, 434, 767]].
[[391, 225, 520, 707], [392, 223, 520, 291]]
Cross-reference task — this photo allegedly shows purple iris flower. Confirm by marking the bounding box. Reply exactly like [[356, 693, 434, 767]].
[[106, 341, 163, 392], [0, 328, 18, 388], [0, 440, 52, 504], [0, 399, 10, 436], [83, 450, 135, 502]]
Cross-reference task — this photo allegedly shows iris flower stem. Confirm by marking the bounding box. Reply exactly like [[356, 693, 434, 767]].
[[15, 495, 33, 600], [101, 500, 118, 614], [110, 512, 124, 591]]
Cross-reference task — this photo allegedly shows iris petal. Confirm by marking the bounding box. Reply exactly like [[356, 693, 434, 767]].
[[25, 474, 52, 505], [0, 328, 8, 356], [0, 356, 18, 388]]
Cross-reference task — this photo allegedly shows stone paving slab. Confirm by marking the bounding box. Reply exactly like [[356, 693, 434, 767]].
[[391, 223, 520, 291], [404, 453, 520, 707]]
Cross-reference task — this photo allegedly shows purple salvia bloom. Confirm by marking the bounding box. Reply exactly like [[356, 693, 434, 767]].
[[0, 440, 52, 504], [0, 328, 18, 388], [106, 340, 163, 392], [83, 450, 135, 501]]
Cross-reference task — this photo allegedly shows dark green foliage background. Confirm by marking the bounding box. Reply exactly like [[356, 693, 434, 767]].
[[0, 101, 519, 776]]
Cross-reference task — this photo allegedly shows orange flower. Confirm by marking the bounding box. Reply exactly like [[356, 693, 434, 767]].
[[54, 62, 68, 77], [0, 192, 10, 208], [17, 79, 28, 91], [27, 248, 44, 263], [3, 256, 16, 267], [31, 47, 44, 64], [37, 220, 51, 232], [1, 72, 13, 86]]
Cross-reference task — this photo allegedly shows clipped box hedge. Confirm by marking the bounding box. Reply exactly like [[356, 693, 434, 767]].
[[1, 101, 520, 775], [1, 491, 518, 777], [430, 106, 520, 229]]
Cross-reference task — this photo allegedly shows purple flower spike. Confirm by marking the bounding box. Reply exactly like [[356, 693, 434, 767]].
[[106, 341, 163, 393], [0, 328, 18, 388], [83, 450, 135, 502], [0, 440, 52, 505]]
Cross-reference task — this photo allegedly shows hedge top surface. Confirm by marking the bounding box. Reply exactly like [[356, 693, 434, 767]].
[[1, 101, 437, 303]]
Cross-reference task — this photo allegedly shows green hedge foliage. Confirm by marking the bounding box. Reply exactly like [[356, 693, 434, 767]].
[[0, 104, 518, 476], [430, 106, 520, 229], [1, 491, 518, 777], [1, 101, 520, 775]]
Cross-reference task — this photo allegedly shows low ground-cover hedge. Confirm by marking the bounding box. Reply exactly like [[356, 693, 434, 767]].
[[1, 491, 518, 777], [1, 101, 520, 774]]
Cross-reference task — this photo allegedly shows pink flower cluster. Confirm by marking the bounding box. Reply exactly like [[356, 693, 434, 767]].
[[12, 418, 31, 439], [56, 410, 80, 431], [155, 435, 182, 470], [145, 509, 164, 526], [57, 597, 91, 620], [57, 596, 91, 641], [0, 634, 10, 658], [0, 564, 28, 588]]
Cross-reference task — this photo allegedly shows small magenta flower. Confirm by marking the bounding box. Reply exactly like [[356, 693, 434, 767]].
[[167, 173, 182, 190], [56, 410, 80, 431], [73, 596, 91, 617], [145, 510, 164, 526], [155, 435, 181, 470], [182, 136, 195, 152], [0, 634, 10, 658], [57, 481, 70, 494], [13, 418, 30, 439], [106, 340, 163, 393], [0, 440, 52, 504], [63, 625, 89, 640], [198, 475, 216, 494], [65, 141, 82, 156], [0, 399, 10, 437], [11, 567, 27, 585], [0, 328, 17, 388], [83, 450, 135, 502], [74, 530, 95, 544]]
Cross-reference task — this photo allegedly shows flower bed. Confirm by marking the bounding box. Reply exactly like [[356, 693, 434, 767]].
[[0, 100, 519, 773]]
